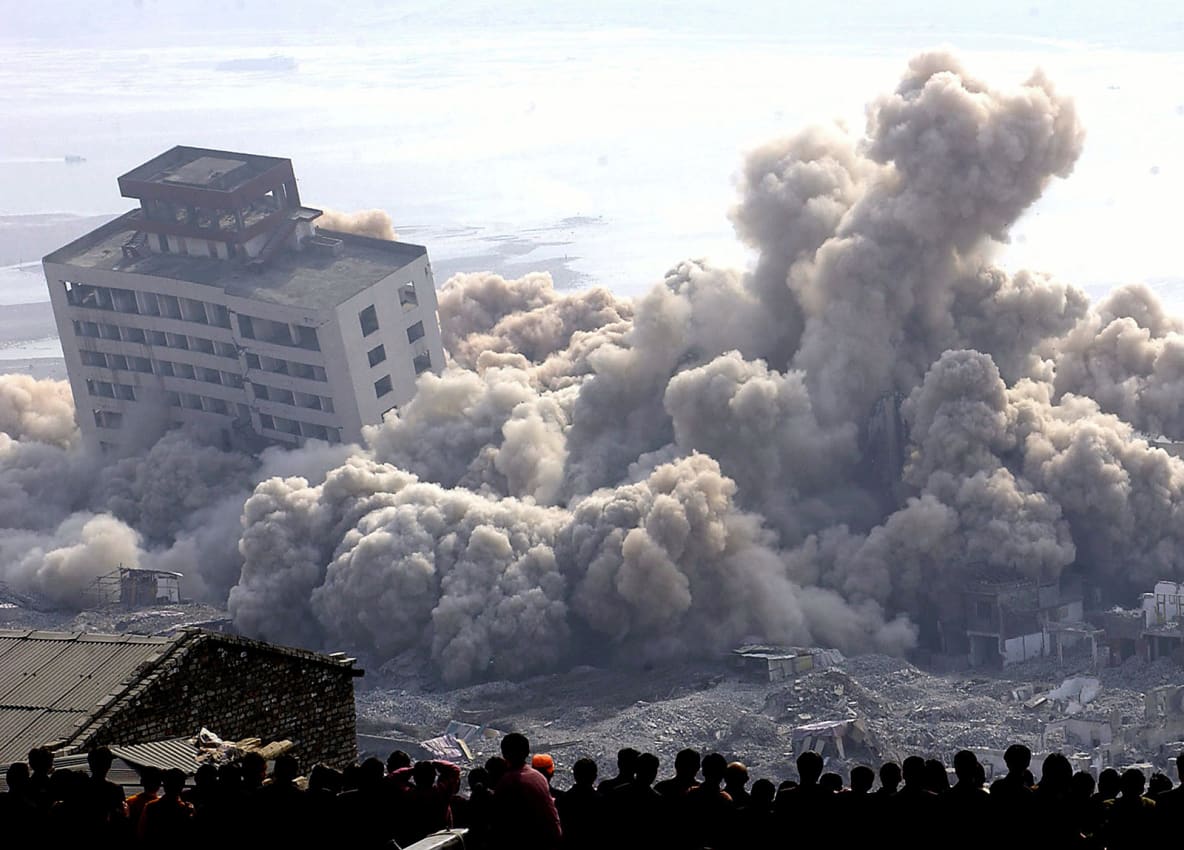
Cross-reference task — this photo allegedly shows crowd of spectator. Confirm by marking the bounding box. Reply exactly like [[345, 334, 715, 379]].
[[2, 735, 1182, 849]]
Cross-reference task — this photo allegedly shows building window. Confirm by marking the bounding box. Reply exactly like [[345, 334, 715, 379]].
[[93, 409, 123, 429], [359, 305, 379, 337], [374, 375, 393, 398], [399, 282, 418, 309], [407, 321, 425, 343], [258, 413, 275, 431], [414, 351, 432, 375], [238, 315, 255, 339], [296, 325, 320, 351], [80, 350, 107, 368], [367, 344, 386, 367]]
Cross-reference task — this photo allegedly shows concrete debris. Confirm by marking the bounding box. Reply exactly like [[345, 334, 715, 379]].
[[357, 649, 1184, 784]]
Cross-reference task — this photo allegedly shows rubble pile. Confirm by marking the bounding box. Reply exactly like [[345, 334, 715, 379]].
[[358, 650, 1184, 785]]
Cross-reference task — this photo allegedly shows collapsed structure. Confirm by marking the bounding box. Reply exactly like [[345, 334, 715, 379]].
[[42, 146, 445, 452], [0, 628, 362, 769]]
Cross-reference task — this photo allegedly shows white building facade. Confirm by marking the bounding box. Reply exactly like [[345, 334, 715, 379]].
[[42, 146, 444, 453]]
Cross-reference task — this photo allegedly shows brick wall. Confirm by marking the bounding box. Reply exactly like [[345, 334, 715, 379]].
[[78, 632, 359, 769]]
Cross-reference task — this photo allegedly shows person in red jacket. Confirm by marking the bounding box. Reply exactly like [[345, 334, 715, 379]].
[[493, 733, 562, 850]]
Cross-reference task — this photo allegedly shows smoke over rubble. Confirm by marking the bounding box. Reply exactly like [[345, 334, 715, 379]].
[[5, 52, 1184, 682]]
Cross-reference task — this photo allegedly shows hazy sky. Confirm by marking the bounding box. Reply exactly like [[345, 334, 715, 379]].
[[2, 0, 1182, 298]]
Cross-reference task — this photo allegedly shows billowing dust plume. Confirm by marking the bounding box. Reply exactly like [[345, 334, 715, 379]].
[[316, 208, 397, 240], [5, 53, 1184, 683]]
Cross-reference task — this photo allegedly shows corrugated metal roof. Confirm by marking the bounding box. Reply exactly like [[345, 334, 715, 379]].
[[111, 738, 199, 774], [0, 631, 176, 765], [3, 710, 88, 762]]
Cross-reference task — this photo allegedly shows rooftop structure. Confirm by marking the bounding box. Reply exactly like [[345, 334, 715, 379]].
[[0, 628, 362, 768], [43, 146, 445, 452]]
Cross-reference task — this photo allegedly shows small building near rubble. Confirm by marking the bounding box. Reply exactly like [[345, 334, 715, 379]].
[[81, 566, 184, 608], [1100, 581, 1184, 664], [732, 645, 844, 682], [963, 577, 1088, 668], [0, 628, 362, 769]]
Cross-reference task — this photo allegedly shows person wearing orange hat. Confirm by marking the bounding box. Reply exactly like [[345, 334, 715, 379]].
[[532, 753, 564, 803]]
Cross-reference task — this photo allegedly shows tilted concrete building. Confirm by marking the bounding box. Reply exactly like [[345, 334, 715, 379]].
[[42, 146, 445, 452]]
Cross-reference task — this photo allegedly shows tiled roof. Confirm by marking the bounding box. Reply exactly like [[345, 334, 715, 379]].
[[0, 630, 175, 765]]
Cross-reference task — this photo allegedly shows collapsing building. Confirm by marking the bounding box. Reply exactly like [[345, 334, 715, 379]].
[[0, 628, 362, 769], [962, 577, 1099, 668], [42, 145, 446, 453]]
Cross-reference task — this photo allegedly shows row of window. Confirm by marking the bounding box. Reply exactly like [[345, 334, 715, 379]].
[[237, 314, 320, 351], [251, 381, 335, 414], [64, 280, 320, 352], [65, 281, 233, 328], [94, 389, 340, 445], [243, 352, 328, 383], [256, 413, 341, 444], [82, 349, 246, 390], [73, 320, 239, 360]]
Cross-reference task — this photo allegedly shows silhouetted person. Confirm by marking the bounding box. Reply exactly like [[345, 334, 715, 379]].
[[49, 769, 90, 844], [389, 758, 462, 844], [839, 765, 876, 845], [989, 742, 1034, 839], [493, 733, 562, 850], [775, 750, 831, 844], [874, 761, 901, 802], [599, 748, 639, 795], [305, 763, 342, 843], [682, 752, 735, 850], [1, 762, 39, 840], [465, 766, 497, 850], [1068, 769, 1101, 845], [607, 752, 663, 850], [335, 757, 392, 850], [140, 768, 194, 848], [1033, 752, 1082, 847], [820, 772, 843, 794], [81, 746, 127, 847], [724, 761, 751, 808], [741, 778, 777, 846], [940, 750, 989, 848], [923, 758, 950, 794], [892, 755, 938, 849], [556, 757, 604, 850], [655, 748, 700, 798], [387, 749, 412, 774], [27, 747, 54, 815], [256, 754, 306, 847], [1102, 768, 1156, 850], [1148, 771, 1172, 799]]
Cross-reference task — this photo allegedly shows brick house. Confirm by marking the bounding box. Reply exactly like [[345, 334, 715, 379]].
[[0, 628, 362, 768]]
